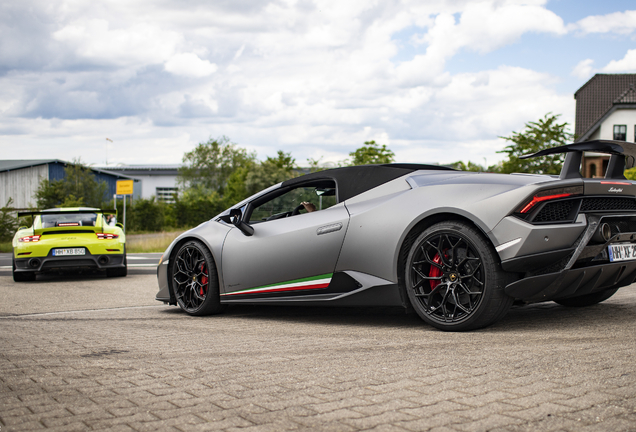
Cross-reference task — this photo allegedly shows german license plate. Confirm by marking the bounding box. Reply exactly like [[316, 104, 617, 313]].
[[53, 248, 85, 256], [608, 244, 636, 262]]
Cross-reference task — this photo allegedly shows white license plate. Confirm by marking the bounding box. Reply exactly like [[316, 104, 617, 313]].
[[608, 243, 636, 262], [53, 248, 85, 256]]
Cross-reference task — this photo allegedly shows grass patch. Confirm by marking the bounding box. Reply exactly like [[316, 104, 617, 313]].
[[126, 230, 185, 253], [0, 241, 12, 253]]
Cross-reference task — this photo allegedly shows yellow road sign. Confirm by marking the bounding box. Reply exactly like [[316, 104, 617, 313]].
[[116, 180, 134, 195]]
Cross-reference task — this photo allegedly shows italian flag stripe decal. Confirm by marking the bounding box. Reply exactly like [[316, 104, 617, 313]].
[[222, 273, 333, 296]]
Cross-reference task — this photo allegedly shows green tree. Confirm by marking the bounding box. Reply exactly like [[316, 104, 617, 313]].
[[244, 150, 298, 195], [223, 164, 257, 207], [34, 160, 108, 208], [625, 167, 636, 180], [498, 113, 573, 175], [449, 161, 503, 173], [170, 186, 226, 228], [128, 197, 166, 232], [348, 141, 395, 165], [0, 198, 18, 241], [307, 157, 326, 173], [178, 136, 256, 195]]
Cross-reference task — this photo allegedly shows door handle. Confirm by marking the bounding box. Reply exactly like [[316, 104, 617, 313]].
[[317, 223, 343, 235]]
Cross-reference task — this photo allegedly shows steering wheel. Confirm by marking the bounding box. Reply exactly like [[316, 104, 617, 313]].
[[291, 204, 305, 216]]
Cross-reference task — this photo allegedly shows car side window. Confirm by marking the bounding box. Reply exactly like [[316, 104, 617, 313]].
[[248, 184, 337, 224]]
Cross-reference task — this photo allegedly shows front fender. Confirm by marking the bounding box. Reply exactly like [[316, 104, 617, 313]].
[[156, 219, 233, 303]]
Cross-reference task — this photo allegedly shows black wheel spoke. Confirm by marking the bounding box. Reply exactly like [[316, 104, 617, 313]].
[[407, 229, 487, 325], [171, 244, 211, 313]]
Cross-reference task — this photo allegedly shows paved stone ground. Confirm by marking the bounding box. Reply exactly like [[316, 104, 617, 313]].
[[1, 273, 635, 431]]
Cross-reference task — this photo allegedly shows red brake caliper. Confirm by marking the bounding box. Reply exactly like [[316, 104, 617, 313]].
[[199, 263, 208, 296], [429, 254, 443, 289]]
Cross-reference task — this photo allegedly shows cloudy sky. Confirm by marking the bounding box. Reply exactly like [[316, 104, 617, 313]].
[[1, 0, 635, 167]]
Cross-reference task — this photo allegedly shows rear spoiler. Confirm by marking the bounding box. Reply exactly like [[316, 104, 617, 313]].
[[17, 209, 117, 218], [521, 140, 636, 180]]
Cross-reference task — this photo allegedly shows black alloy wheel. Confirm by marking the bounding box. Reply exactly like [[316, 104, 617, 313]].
[[171, 240, 224, 316], [405, 221, 513, 331]]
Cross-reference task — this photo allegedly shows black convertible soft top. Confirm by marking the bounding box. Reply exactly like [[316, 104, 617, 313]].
[[282, 164, 454, 202]]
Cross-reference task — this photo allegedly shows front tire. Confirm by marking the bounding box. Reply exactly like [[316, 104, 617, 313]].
[[170, 240, 224, 316], [405, 221, 513, 331], [554, 288, 619, 307]]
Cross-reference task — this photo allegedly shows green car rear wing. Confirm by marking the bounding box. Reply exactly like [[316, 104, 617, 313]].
[[17, 209, 117, 218]]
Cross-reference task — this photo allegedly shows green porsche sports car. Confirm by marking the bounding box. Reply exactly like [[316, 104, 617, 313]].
[[12, 207, 127, 281]]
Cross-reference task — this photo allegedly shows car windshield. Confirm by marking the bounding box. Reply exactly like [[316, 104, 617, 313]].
[[41, 213, 98, 228]]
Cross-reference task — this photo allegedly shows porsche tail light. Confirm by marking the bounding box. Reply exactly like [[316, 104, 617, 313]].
[[96, 233, 119, 240], [18, 235, 41, 242], [517, 186, 583, 214]]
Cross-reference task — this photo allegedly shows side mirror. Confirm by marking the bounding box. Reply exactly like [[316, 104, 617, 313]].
[[116, 223, 124, 229], [229, 208, 254, 236], [18, 226, 27, 230]]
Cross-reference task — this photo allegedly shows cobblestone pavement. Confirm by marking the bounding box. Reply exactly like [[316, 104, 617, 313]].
[[1, 273, 635, 431]]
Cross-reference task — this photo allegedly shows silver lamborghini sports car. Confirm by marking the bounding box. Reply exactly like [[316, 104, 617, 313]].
[[157, 140, 636, 331]]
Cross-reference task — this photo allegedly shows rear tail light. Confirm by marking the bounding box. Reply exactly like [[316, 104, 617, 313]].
[[517, 186, 583, 214], [18, 235, 41, 242], [96, 233, 119, 240]]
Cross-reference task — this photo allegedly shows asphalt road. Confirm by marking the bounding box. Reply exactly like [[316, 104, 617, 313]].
[[0, 260, 635, 431]]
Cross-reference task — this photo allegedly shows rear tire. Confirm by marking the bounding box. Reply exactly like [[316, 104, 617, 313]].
[[13, 258, 36, 282], [405, 221, 514, 331], [170, 240, 225, 316], [554, 288, 619, 307]]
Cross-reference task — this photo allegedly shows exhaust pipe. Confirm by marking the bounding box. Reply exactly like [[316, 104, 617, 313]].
[[592, 223, 612, 244], [98, 256, 110, 265], [28, 258, 41, 268]]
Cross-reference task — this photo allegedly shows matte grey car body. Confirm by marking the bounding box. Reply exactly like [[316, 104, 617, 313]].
[[157, 140, 636, 330]]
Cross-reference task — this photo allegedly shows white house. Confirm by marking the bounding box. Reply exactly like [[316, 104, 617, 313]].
[[575, 74, 636, 177], [95, 164, 180, 203]]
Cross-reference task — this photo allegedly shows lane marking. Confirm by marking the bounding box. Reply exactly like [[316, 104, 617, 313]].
[[0, 305, 167, 319], [127, 256, 160, 260]]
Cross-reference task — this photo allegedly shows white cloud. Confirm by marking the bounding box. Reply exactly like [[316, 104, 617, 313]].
[[569, 10, 636, 35], [53, 19, 182, 67], [164, 53, 218, 78], [572, 59, 595, 79], [395, 1, 566, 86], [0, 0, 588, 167], [602, 49, 636, 73]]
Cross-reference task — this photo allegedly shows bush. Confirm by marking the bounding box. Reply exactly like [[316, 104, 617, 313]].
[[128, 197, 166, 232], [0, 199, 18, 241], [170, 187, 225, 228]]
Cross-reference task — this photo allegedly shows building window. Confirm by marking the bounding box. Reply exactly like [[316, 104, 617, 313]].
[[156, 187, 178, 203], [614, 125, 627, 141]]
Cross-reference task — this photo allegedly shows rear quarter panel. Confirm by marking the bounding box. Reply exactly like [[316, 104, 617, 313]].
[[336, 172, 556, 283]]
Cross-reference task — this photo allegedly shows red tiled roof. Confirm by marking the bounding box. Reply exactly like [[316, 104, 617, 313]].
[[574, 74, 636, 141]]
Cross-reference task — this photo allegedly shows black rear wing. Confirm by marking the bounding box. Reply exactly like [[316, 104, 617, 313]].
[[17, 209, 117, 218], [521, 140, 636, 180]]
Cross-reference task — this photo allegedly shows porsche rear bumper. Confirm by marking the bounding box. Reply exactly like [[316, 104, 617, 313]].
[[14, 252, 126, 273]]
